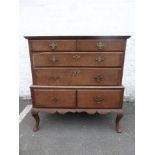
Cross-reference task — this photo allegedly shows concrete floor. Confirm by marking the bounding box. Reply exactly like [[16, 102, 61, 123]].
[[19, 100, 135, 155]]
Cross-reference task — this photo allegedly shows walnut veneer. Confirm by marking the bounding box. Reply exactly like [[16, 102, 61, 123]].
[[25, 36, 130, 133]]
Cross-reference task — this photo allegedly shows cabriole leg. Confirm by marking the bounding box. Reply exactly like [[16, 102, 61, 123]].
[[116, 111, 123, 133], [31, 109, 40, 132]]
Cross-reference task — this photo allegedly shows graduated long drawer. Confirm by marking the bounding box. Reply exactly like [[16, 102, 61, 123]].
[[32, 52, 124, 67], [33, 68, 122, 86]]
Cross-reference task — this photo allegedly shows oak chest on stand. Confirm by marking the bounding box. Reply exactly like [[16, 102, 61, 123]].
[[25, 36, 130, 133]]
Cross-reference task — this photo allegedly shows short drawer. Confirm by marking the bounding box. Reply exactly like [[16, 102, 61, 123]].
[[77, 39, 126, 51], [77, 89, 124, 108], [33, 68, 122, 86], [32, 89, 76, 108], [32, 52, 124, 67], [29, 40, 76, 51]]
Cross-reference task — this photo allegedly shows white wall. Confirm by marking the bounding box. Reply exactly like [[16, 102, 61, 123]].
[[19, 0, 134, 100]]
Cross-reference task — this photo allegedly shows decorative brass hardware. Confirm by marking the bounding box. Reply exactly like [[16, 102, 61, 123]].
[[73, 54, 81, 60], [51, 96, 59, 102], [49, 56, 59, 63], [49, 42, 57, 50], [96, 41, 104, 50], [51, 75, 60, 81], [96, 56, 103, 63], [94, 74, 103, 82], [73, 69, 81, 76], [94, 96, 104, 103]]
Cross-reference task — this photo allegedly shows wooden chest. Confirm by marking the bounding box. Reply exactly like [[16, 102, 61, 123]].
[[25, 36, 130, 133]]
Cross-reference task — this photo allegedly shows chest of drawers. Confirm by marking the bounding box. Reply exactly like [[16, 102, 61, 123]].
[[25, 36, 130, 133]]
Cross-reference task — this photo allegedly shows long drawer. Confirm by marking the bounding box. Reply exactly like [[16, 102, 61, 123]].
[[33, 68, 122, 86], [77, 89, 124, 108], [32, 52, 124, 67], [32, 89, 76, 108]]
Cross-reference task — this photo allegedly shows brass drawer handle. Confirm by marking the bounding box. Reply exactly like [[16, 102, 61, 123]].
[[73, 54, 81, 60], [49, 56, 59, 63], [50, 75, 60, 81], [96, 42, 104, 50], [94, 74, 103, 82], [51, 96, 59, 102], [94, 96, 104, 103], [73, 69, 80, 76], [49, 42, 57, 50], [96, 56, 103, 63]]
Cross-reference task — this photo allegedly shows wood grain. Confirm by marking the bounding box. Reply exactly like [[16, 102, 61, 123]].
[[29, 40, 76, 51], [32, 89, 76, 108], [32, 52, 124, 67], [32, 107, 123, 115], [24, 36, 130, 40], [77, 39, 126, 51], [77, 89, 124, 108], [25, 36, 130, 132], [33, 68, 122, 86]]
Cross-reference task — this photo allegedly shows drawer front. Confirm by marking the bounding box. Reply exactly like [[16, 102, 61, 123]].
[[29, 40, 76, 51], [77, 89, 124, 108], [34, 68, 122, 86], [77, 39, 126, 51], [32, 89, 76, 108], [33, 52, 124, 67]]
